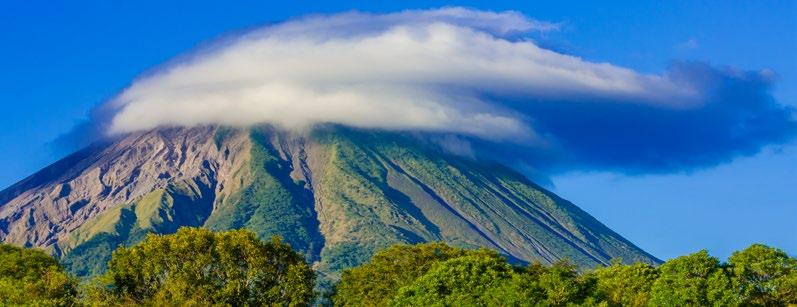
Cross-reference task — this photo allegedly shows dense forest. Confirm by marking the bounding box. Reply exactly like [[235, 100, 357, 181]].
[[1, 227, 795, 306]]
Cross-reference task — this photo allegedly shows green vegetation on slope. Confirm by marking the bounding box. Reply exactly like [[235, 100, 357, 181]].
[[56, 127, 656, 279], [310, 127, 656, 274], [60, 178, 215, 276], [311, 129, 443, 274], [204, 129, 323, 260]]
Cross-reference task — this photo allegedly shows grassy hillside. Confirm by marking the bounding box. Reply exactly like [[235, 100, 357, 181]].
[[60, 178, 215, 276], [204, 129, 323, 260]]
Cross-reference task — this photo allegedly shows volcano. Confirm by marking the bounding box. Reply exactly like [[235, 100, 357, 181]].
[[0, 126, 658, 277]]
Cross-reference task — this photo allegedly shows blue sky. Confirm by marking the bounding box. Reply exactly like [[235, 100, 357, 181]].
[[0, 1, 794, 260]]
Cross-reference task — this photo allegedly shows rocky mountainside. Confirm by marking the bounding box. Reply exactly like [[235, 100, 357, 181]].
[[0, 126, 658, 277]]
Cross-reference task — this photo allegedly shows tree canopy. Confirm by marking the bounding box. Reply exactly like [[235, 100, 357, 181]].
[[592, 261, 658, 306], [648, 250, 738, 306], [334, 243, 797, 306], [94, 227, 315, 306], [0, 244, 77, 306], [3, 229, 796, 306], [332, 242, 492, 306], [389, 253, 515, 306], [728, 243, 797, 305]]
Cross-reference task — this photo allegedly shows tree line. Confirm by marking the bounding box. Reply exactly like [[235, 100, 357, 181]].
[[1, 227, 795, 306]]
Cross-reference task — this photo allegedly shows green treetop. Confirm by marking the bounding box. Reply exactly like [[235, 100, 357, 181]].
[[90, 227, 315, 306], [0, 244, 77, 306]]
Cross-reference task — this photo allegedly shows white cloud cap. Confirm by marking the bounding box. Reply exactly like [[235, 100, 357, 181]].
[[108, 7, 698, 140]]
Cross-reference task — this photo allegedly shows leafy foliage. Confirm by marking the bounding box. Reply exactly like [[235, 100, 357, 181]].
[[649, 250, 738, 306], [592, 261, 658, 306], [333, 242, 492, 306], [535, 261, 597, 306], [728, 244, 797, 305], [92, 227, 315, 306], [5, 231, 797, 306], [334, 242, 797, 307], [335, 243, 601, 307], [0, 244, 77, 306], [390, 254, 515, 306], [362, 253, 600, 307]]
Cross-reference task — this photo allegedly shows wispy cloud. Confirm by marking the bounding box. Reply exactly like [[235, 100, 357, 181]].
[[71, 7, 795, 174], [676, 38, 699, 51]]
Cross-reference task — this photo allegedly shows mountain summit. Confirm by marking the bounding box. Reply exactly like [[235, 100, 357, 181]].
[[0, 126, 657, 277]]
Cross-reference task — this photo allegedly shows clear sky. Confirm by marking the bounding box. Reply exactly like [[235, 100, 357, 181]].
[[1, 0, 794, 260]]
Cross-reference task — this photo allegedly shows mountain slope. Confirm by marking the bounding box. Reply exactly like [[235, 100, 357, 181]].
[[0, 126, 658, 277]]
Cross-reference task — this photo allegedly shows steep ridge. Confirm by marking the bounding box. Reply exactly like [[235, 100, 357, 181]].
[[0, 126, 658, 277]]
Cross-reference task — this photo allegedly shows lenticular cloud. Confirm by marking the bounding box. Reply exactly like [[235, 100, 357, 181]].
[[107, 7, 695, 139], [98, 7, 794, 174]]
